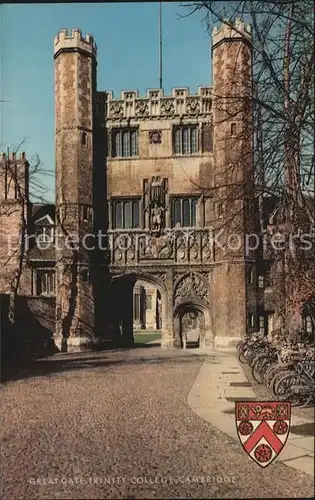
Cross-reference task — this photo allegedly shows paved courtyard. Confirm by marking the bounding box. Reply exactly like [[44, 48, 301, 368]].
[[1, 346, 314, 499]]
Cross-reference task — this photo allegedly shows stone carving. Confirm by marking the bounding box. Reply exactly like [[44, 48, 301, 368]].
[[109, 101, 124, 118], [188, 230, 200, 260], [149, 90, 160, 99], [186, 98, 200, 115], [174, 276, 191, 304], [151, 203, 163, 234], [124, 92, 136, 100], [174, 271, 186, 283], [135, 100, 149, 117], [105, 89, 213, 121], [155, 272, 167, 283], [174, 272, 210, 306], [192, 274, 210, 304], [200, 270, 211, 282], [149, 177, 167, 234], [139, 234, 173, 260], [201, 231, 213, 261], [160, 99, 175, 116], [202, 98, 212, 113], [126, 234, 136, 262], [108, 229, 213, 265], [175, 232, 188, 262], [149, 130, 162, 144]]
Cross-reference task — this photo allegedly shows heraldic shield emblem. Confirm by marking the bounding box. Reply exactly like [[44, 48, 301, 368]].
[[235, 401, 291, 468]]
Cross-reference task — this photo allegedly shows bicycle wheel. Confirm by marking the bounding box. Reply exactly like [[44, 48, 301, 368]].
[[238, 345, 251, 363], [264, 363, 282, 387], [252, 362, 264, 384], [246, 345, 262, 365], [236, 341, 245, 354], [248, 351, 266, 368], [250, 352, 266, 369], [238, 349, 247, 363], [252, 357, 271, 384], [272, 370, 296, 400]]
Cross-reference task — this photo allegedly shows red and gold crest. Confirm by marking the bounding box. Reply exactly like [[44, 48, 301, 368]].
[[235, 401, 291, 467]]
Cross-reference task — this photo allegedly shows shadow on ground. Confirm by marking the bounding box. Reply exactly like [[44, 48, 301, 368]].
[[223, 408, 237, 415], [1, 343, 210, 384], [290, 422, 314, 436]]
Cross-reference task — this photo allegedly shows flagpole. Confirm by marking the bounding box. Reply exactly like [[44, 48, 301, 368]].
[[159, 1, 163, 90]]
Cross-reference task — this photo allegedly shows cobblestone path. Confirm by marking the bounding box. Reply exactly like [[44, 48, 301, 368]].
[[1, 347, 314, 499]]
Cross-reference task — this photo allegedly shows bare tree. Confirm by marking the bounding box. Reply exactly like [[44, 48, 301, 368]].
[[181, 1, 315, 334], [0, 139, 53, 323]]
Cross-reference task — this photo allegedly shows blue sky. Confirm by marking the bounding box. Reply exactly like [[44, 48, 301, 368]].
[[0, 2, 212, 202]]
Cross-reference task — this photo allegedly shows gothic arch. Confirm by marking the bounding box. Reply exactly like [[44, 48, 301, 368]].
[[173, 299, 211, 348], [111, 270, 169, 345], [173, 299, 209, 320], [112, 271, 167, 296]]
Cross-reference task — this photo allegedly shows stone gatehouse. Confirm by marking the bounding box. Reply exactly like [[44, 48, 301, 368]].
[[1, 20, 275, 352]]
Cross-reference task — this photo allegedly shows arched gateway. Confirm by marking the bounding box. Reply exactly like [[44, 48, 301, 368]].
[[52, 22, 254, 352], [108, 267, 214, 349], [110, 271, 171, 347]]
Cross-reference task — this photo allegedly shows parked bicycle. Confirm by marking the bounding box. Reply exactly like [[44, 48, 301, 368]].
[[273, 352, 315, 407], [251, 345, 279, 384], [237, 333, 267, 364], [235, 333, 314, 408]]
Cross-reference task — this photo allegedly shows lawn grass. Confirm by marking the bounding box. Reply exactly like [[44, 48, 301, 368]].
[[134, 332, 162, 344]]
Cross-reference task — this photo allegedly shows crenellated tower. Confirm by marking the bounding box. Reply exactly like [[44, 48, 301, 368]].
[[210, 19, 256, 344], [212, 19, 253, 199], [54, 29, 97, 351], [0, 151, 30, 299]]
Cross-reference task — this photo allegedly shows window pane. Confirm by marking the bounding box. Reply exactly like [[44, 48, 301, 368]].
[[38, 271, 55, 295], [182, 128, 189, 154], [133, 200, 139, 228], [49, 272, 55, 294], [40, 273, 46, 294], [114, 131, 122, 157], [172, 199, 181, 226], [124, 201, 132, 228], [174, 129, 181, 154], [191, 199, 197, 226], [123, 131, 130, 157], [202, 123, 213, 152], [191, 127, 198, 153], [114, 201, 122, 229], [131, 130, 138, 156], [183, 199, 190, 226]]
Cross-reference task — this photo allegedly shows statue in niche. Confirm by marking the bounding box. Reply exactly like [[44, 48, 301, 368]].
[[151, 203, 163, 233], [149, 176, 167, 234]]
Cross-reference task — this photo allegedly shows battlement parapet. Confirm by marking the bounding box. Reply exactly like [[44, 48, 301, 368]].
[[0, 152, 27, 163], [100, 86, 213, 121], [54, 28, 97, 57], [212, 18, 252, 47]]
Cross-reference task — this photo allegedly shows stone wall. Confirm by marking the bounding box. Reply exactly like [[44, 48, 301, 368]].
[[1, 295, 55, 358]]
